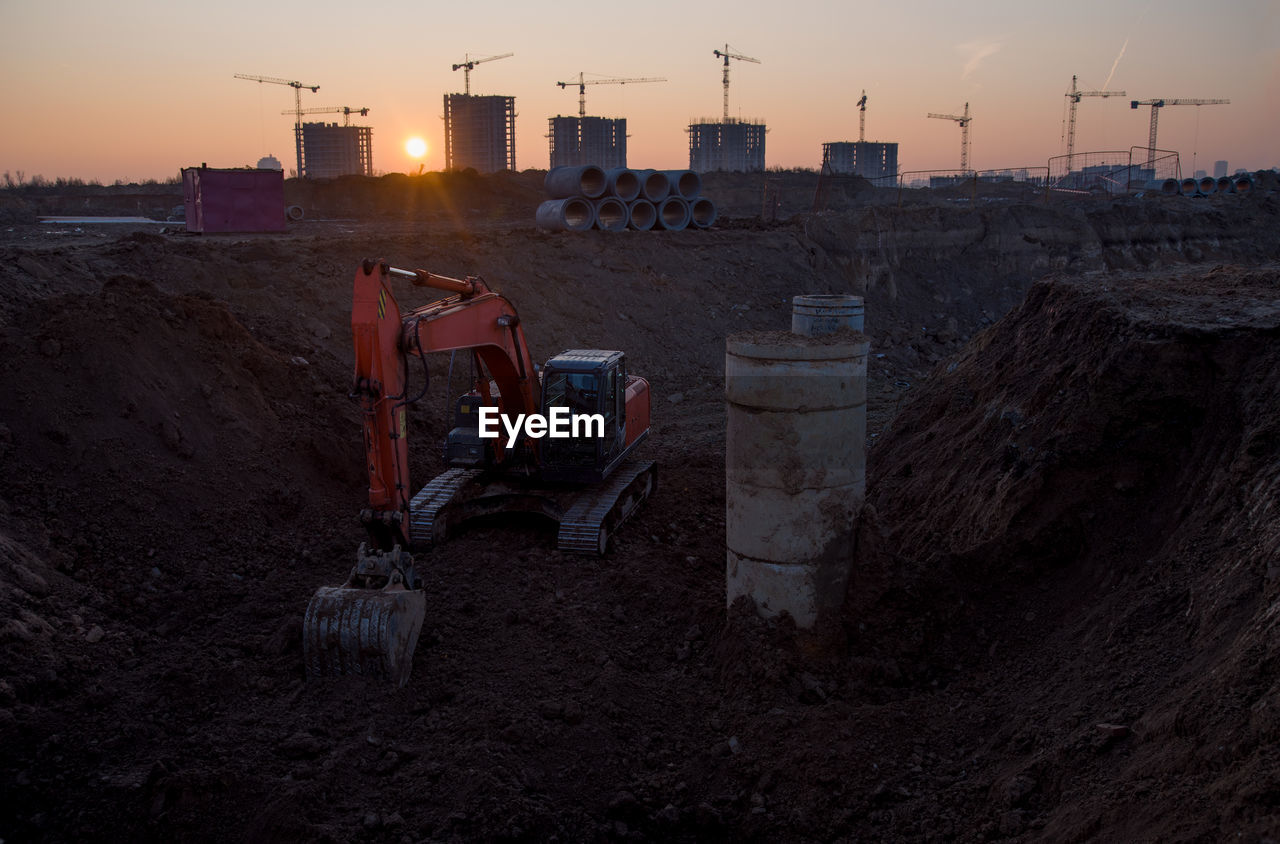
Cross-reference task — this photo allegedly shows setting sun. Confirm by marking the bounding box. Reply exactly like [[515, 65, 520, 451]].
[[405, 137, 427, 159]]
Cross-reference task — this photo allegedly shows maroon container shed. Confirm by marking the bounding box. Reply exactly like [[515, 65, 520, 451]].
[[181, 166, 286, 233]]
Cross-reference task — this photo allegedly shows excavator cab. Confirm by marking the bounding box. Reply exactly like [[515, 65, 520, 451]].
[[539, 350, 643, 484]]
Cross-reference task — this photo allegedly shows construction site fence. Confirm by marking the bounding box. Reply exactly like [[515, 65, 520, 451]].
[[1045, 148, 1181, 197], [894, 168, 1050, 206]]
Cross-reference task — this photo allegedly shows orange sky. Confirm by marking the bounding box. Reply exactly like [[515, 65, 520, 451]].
[[1, 0, 1276, 182]]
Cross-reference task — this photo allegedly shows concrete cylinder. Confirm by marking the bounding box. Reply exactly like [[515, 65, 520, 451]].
[[545, 165, 608, 199], [593, 197, 628, 232], [1180, 177, 1200, 196], [1234, 174, 1253, 195], [286, 205, 305, 221], [1198, 176, 1218, 195], [627, 199, 657, 231], [690, 197, 717, 229], [655, 196, 690, 231], [605, 168, 641, 202], [791, 294, 865, 336], [663, 169, 702, 200], [726, 332, 868, 628], [638, 169, 670, 202], [1216, 176, 1234, 193], [535, 197, 595, 232]]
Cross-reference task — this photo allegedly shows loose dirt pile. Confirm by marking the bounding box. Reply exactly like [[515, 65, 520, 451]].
[[0, 181, 1278, 841]]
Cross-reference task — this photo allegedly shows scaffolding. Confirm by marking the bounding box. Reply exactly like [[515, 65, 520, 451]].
[[687, 118, 766, 172], [548, 116, 627, 169], [821, 141, 898, 180], [444, 94, 517, 172], [298, 123, 373, 178]]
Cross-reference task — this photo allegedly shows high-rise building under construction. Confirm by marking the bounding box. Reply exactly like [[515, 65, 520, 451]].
[[299, 122, 373, 178], [444, 94, 517, 172], [687, 118, 766, 172], [821, 141, 899, 180], [548, 117, 627, 169]]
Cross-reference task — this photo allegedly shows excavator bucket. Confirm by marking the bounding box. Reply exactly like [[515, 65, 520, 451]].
[[302, 544, 426, 687]]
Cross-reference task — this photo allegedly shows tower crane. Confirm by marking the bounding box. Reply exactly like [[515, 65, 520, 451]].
[[857, 90, 868, 142], [712, 44, 760, 121], [556, 73, 667, 119], [1130, 97, 1230, 168], [927, 102, 973, 172], [451, 53, 514, 95], [1064, 75, 1125, 172], [235, 73, 320, 179], [283, 106, 371, 126]]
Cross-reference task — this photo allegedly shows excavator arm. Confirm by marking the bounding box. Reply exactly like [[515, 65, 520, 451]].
[[351, 259, 540, 550]]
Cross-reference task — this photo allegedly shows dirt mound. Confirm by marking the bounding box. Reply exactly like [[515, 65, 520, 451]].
[[1, 194, 1280, 840], [858, 264, 1280, 838]]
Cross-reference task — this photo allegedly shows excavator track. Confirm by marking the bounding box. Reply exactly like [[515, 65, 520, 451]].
[[409, 467, 483, 550], [557, 459, 657, 555]]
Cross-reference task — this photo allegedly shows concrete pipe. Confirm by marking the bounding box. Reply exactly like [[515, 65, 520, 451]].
[[627, 199, 657, 231], [725, 332, 869, 629], [655, 196, 690, 231], [663, 170, 702, 200], [605, 168, 641, 202], [791, 294, 865, 336], [1160, 179, 1180, 195], [545, 165, 607, 199], [1234, 174, 1253, 195], [286, 205, 305, 221], [1217, 176, 1234, 193], [689, 197, 717, 229], [1198, 176, 1217, 195], [638, 169, 670, 203], [535, 197, 595, 232], [1180, 177, 1200, 196], [593, 197, 628, 232]]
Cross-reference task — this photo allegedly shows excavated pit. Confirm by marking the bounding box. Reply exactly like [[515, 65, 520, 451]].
[[0, 175, 1278, 840]]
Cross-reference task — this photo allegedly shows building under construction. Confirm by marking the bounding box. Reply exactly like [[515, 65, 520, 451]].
[[444, 94, 516, 172], [687, 118, 766, 172], [821, 141, 898, 180], [299, 123, 373, 179], [548, 117, 627, 169]]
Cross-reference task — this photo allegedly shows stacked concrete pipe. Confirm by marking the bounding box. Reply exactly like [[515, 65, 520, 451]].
[[536, 165, 719, 232]]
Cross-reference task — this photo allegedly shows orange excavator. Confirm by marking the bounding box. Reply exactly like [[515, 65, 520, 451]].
[[303, 260, 656, 684]]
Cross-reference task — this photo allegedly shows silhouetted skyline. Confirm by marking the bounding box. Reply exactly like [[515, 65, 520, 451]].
[[1, 0, 1275, 181]]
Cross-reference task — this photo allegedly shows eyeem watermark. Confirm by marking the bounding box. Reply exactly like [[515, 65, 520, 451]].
[[478, 406, 605, 450]]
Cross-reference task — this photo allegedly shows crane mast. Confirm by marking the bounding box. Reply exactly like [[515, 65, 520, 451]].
[[1065, 75, 1125, 172], [451, 53, 514, 95], [235, 73, 320, 178], [712, 43, 761, 121], [1130, 97, 1230, 168], [857, 90, 868, 142], [927, 102, 972, 172]]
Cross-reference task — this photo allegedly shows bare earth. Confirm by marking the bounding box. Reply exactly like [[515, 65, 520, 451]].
[[1, 174, 1278, 841]]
